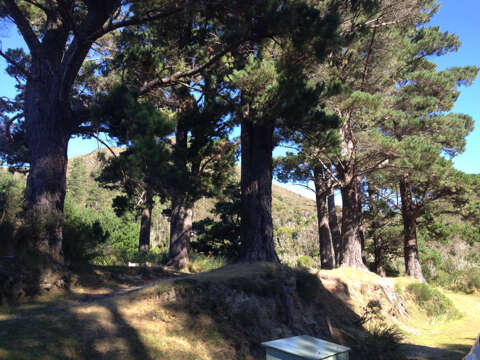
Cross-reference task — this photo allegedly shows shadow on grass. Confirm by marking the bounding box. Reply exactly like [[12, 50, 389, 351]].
[[399, 343, 470, 360], [0, 298, 153, 359], [442, 341, 474, 355], [0, 263, 178, 320]]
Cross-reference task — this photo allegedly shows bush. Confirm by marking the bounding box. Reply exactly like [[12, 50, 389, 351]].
[[297, 255, 314, 269], [467, 268, 480, 291], [63, 199, 109, 264], [406, 283, 460, 319]]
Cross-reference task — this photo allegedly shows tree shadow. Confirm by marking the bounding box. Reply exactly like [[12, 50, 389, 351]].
[[0, 297, 153, 359], [442, 341, 474, 355], [399, 343, 468, 359]]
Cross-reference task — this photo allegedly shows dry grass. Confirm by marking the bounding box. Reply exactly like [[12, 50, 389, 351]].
[[1, 264, 478, 360]]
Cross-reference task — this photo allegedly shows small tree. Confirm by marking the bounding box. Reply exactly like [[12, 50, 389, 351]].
[[94, 85, 175, 253]]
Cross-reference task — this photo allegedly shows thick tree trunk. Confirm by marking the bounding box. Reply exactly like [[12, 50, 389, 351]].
[[139, 189, 153, 252], [339, 174, 367, 269], [24, 69, 71, 262], [167, 112, 193, 269], [239, 114, 279, 263], [313, 167, 335, 269], [167, 195, 193, 269], [399, 175, 425, 282], [19, 4, 119, 261], [328, 191, 342, 266]]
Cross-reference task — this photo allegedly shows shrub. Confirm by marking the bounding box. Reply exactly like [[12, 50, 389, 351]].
[[466, 268, 480, 292], [297, 255, 314, 269], [406, 283, 460, 319]]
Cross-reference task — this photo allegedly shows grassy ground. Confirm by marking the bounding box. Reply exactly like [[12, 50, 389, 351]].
[[401, 290, 480, 359], [391, 278, 480, 360], [0, 265, 241, 360], [0, 265, 478, 360]]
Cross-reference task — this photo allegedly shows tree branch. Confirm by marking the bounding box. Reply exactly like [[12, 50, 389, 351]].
[[22, 0, 49, 13], [140, 44, 237, 94], [91, 6, 185, 40], [3, 0, 41, 53], [0, 48, 29, 78]]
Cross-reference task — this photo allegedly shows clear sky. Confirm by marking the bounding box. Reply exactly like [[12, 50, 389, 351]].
[[1, 0, 479, 180]]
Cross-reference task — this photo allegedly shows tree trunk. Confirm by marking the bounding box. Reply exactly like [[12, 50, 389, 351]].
[[24, 68, 71, 262], [313, 167, 335, 269], [239, 113, 279, 263], [339, 174, 367, 269], [328, 191, 342, 266], [19, 3, 120, 261], [373, 234, 386, 277], [167, 111, 193, 269], [167, 195, 193, 269], [399, 174, 425, 282], [139, 189, 153, 252], [368, 185, 386, 277]]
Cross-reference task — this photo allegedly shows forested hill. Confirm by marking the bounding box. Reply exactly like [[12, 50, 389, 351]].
[[64, 148, 321, 266]]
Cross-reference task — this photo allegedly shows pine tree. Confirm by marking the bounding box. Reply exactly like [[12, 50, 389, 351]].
[[380, 25, 478, 280]]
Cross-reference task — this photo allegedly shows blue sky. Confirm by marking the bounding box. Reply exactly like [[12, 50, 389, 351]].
[[1, 0, 479, 180]]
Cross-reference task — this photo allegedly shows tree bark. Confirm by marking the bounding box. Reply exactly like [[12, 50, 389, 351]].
[[399, 174, 425, 282], [167, 110, 192, 268], [339, 174, 367, 269], [313, 167, 335, 269], [328, 191, 342, 266], [24, 60, 72, 262], [167, 195, 193, 269], [139, 189, 153, 252], [239, 112, 279, 263]]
